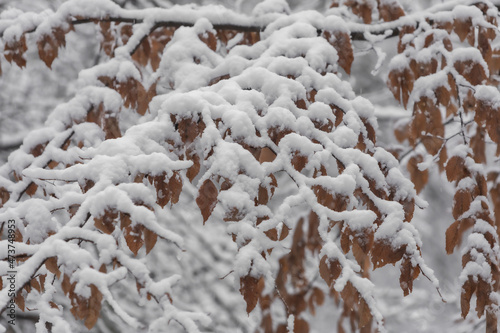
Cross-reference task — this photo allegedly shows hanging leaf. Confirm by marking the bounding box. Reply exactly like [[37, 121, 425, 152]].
[[85, 285, 103, 329], [144, 228, 158, 254], [4, 34, 28, 68], [324, 30, 354, 74], [37, 27, 67, 69], [196, 179, 218, 223], [239, 275, 264, 314], [45, 257, 61, 279]]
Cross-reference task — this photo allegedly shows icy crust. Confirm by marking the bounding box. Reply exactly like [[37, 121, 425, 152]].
[[0, 1, 437, 332]]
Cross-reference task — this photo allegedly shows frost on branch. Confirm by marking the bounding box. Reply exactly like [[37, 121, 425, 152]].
[[0, 0, 436, 332]]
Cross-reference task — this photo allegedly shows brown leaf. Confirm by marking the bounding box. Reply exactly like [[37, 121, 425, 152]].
[[346, 0, 373, 23], [264, 228, 278, 241], [39, 274, 46, 292], [279, 223, 290, 241], [401, 197, 415, 222], [99, 21, 115, 56], [445, 156, 468, 182], [454, 60, 487, 85], [122, 213, 144, 256], [85, 284, 103, 329], [199, 31, 217, 51], [30, 278, 41, 293], [45, 257, 61, 279], [399, 258, 415, 296], [471, 130, 486, 163], [169, 172, 183, 205], [291, 152, 308, 172], [186, 152, 201, 182], [324, 31, 353, 74], [37, 27, 67, 69], [177, 117, 204, 144], [0, 187, 10, 207], [14, 292, 25, 312], [319, 255, 342, 287], [453, 190, 473, 219], [80, 179, 95, 193], [104, 115, 121, 139], [196, 179, 218, 223], [4, 34, 27, 68], [388, 68, 414, 107], [259, 147, 276, 164], [371, 241, 405, 269], [476, 278, 490, 317], [153, 172, 170, 208], [378, 1, 405, 22], [407, 155, 428, 194], [239, 275, 264, 314], [359, 298, 373, 328], [25, 182, 38, 197], [144, 228, 158, 254], [30, 143, 47, 157], [94, 209, 118, 234], [454, 18, 473, 42], [268, 127, 292, 145], [131, 37, 151, 67], [294, 318, 310, 333], [461, 277, 476, 318]]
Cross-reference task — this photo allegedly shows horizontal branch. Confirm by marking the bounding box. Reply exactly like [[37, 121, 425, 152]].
[[72, 17, 262, 33], [71, 16, 397, 42]]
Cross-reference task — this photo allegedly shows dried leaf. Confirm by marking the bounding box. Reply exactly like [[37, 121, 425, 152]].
[[0, 187, 10, 207], [319, 255, 342, 286], [144, 228, 158, 254], [14, 292, 25, 312], [453, 190, 473, 219], [454, 18, 473, 42], [45, 257, 61, 279], [30, 277, 41, 293], [25, 182, 38, 197], [407, 155, 428, 193], [346, 0, 373, 23], [294, 318, 310, 333], [85, 284, 103, 329], [371, 240, 405, 269], [461, 277, 476, 318], [471, 130, 486, 163], [445, 156, 468, 182], [199, 31, 217, 51], [169, 172, 183, 205], [94, 209, 118, 234], [196, 179, 218, 223], [378, 1, 405, 22], [239, 275, 264, 314], [454, 60, 487, 85], [4, 34, 27, 68], [324, 31, 353, 74], [476, 278, 490, 317], [122, 213, 144, 256], [186, 152, 201, 182], [37, 27, 67, 68], [291, 152, 308, 172], [359, 298, 373, 328], [259, 147, 276, 163], [99, 21, 115, 56], [131, 37, 151, 67]]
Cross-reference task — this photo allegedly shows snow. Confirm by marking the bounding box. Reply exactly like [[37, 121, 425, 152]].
[[475, 85, 500, 108], [0, 0, 454, 331], [252, 0, 290, 17]]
